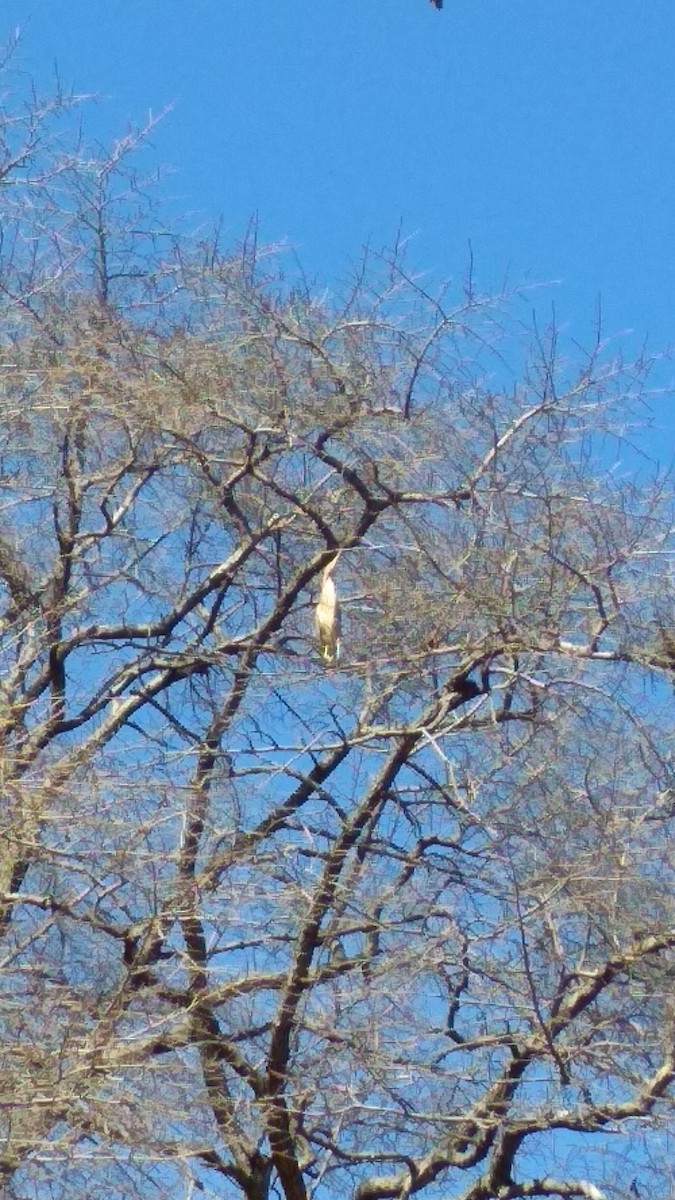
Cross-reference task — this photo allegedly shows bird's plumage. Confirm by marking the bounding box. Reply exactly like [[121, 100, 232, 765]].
[[314, 556, 341, 663]]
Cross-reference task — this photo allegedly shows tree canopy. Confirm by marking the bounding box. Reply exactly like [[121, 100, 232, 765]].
[[0, 77, 673, 1200]]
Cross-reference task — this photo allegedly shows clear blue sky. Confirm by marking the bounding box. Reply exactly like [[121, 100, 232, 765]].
[[7, 1, 675, 370], [4, 6, 672, 1193]]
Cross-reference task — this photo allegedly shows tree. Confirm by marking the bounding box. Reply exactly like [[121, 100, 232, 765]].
[[0, 73, 673, 1200]]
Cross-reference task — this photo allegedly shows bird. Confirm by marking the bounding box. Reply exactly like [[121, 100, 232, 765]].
[[452, 666, 491, 703], [314, 554, 341, 663]]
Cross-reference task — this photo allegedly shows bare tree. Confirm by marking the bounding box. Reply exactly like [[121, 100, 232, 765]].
[[0, 71, 672, 1200]]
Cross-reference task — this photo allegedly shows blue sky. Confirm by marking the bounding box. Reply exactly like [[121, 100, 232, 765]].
[[7, 1, 675, 384], [3, 6, 673, 1194]]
